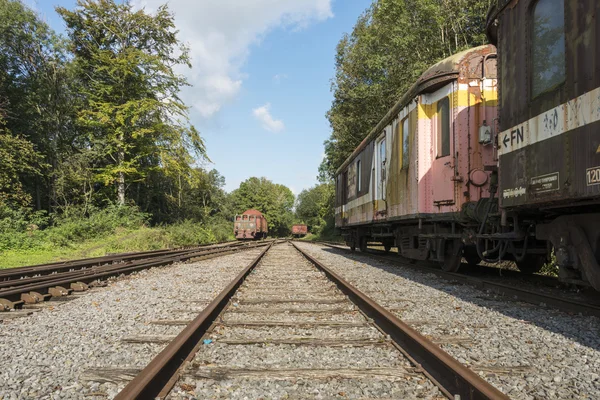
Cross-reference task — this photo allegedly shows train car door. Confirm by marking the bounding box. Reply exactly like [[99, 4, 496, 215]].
[[374, 132, 387, 218], [431, 94, 456, 206]]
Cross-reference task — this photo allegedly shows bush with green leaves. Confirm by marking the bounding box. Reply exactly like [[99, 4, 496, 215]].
[[46, 205, 148, 247]]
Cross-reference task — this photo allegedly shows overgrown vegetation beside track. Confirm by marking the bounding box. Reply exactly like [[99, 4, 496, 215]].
[[0, 205, 233, 268], [0, 1, 302, 263]]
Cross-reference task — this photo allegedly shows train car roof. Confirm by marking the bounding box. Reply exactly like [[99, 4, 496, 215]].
[[242, 209, 264, 217], [335, 45, 495, 176]]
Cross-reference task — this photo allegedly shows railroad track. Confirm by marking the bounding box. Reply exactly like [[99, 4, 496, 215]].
[[108, 241, 506, 399], [313, 241, 600, 317], [0, 240, 274, 312], [0, 240, 241, 281]]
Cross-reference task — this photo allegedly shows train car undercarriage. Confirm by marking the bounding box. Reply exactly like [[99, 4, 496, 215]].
[[341, 205, 600, 292]]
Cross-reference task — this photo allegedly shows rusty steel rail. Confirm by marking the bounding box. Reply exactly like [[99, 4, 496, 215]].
[[315, 241, 600, 317], [0, 241, 243, 282], [115, 241, 506, 400], [0, 241, 272, 309], [290, 242, 508, 400], [114, 242, 273, 400]]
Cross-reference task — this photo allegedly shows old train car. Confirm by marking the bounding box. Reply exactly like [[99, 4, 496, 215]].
[[487, 0, 600, 290], [335, 45, 499, 272], [292, 224, 308, 238], [234, 209, 268, 240]]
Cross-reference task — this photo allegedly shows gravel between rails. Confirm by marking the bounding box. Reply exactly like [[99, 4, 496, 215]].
[[295, 242, 600, 399], [168, 243, 444, 400], [0, 248, 265, 400]]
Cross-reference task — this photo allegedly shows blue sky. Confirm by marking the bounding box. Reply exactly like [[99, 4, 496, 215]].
[[27, 0, 372, 195]]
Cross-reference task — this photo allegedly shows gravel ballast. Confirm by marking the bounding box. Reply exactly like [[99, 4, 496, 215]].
[[295, 242, 600, 399], [0, 247, 265, 400], [168, 243, 444, 400]]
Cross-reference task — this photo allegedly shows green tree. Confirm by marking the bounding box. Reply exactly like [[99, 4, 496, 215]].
[[230, 177, 295, 237], [0, 129, 44, 208], [57, 0, 206, 206], [295, 182, 335, 236], [0, 0, 74, 210]]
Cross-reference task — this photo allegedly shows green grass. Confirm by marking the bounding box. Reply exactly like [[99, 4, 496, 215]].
[[0, 223, 234, 269]]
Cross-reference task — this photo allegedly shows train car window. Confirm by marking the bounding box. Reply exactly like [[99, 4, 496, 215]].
[[531, 0, 565, 98], [437, 97, 450, 157], [402, 117, 409, 169], [356, 160, 362, 192]]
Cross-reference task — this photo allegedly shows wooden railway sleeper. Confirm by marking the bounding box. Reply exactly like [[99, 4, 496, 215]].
[[71, 282, 89, 292], [21, 291, 46, 304], [0, 298, 14, 311], [48, 286, 70, 297]]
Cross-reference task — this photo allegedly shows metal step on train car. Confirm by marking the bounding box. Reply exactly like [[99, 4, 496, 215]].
[[335, 0, 600, 291]]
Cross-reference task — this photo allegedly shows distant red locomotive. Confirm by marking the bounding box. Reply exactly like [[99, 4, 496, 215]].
[[234, 209, 268, 240], [291, 224, 308, 238]]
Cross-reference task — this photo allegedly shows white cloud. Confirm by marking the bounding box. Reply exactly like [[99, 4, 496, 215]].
[[273, 73, 288, 84], [133, 0, 333, 119], [253, 103, 285, 133]]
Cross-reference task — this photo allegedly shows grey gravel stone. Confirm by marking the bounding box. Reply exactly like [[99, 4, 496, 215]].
[[168, 243, 443, 399], [295, 242, 600, 399], [0, 248, 265, 399]]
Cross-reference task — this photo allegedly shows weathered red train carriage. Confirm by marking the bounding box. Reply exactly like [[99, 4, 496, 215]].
[[291, 224, 308, 237], [487, 0, 600, 290], [335, 45, 499, 272], [234, 209, 268, 240]]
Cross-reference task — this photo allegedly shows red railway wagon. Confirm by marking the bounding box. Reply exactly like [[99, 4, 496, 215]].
[[335, 45, 499, 271], [291, 224, 308, 238], [234, 209, 268, 240]]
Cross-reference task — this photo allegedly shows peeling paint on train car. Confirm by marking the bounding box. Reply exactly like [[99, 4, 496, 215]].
[[488, 0, 600, 209], [335, 45, 498, 229]]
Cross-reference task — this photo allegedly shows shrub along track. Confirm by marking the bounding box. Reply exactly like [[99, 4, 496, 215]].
[[110, 241, 507, 399], [312, 241, 600, 317], [0, 240, 273, 314]]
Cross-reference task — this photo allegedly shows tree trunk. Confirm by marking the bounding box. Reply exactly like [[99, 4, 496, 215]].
[[117, 147, 125, 206], [35, 177, 42, 211]]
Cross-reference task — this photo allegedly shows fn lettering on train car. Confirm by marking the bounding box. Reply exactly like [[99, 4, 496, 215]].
[[587, 166, 600, 186], [502, 126, 524, 148]]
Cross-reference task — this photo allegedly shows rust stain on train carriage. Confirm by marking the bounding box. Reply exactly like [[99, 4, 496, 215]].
[[487, 0, 600, 209], [336, 45, 497, 229], [335, 45, 496, 176]]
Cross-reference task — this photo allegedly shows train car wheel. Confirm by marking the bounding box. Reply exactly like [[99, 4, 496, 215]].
[[440, 240, 462, 272], [516, 255, 545, 274], [384, 244, 392, 253], [359, 237, 368, 252]]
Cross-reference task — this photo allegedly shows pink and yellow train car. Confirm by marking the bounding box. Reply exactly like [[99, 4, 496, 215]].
[[334, 45, 498, 271]]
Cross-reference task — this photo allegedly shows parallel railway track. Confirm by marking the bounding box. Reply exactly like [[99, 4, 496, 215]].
[[112, 241, 507, 399], [313, 241, 600, 317], [0, 240, 273, 310]]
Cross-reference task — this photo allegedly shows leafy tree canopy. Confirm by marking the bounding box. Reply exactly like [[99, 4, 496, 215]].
[[57, 0, 206, 205], [295, 182, 335, 236], [230, 177, 295, 237]]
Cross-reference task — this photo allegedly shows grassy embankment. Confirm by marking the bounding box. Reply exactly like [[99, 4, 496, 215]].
[[0, 205, 233, 268]]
